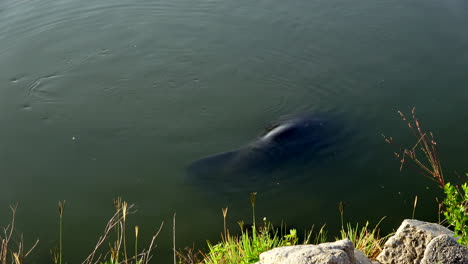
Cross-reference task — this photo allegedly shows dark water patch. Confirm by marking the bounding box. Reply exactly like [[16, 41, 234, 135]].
[[187, 112, 354, 195]]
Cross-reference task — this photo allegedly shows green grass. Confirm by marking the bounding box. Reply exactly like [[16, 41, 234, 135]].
[[176, 192, 328, 264], [337, 202, 389, 260], [197, 219, 321, 264], [337, 219, 389, 260], [194, 192, 310, 264], [178, 193, 388, 264], [443, 181, 468, 245]]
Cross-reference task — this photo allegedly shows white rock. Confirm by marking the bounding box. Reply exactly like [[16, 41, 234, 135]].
[[376, 219, 454, 264], [421, 234, 468, 264], [257, 239, 355, 264], [354, 249, 372, 264]]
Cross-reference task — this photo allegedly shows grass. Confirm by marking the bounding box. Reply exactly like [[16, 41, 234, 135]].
[[0, 205, 39, 264], [443, 181, 468, 245], [177, 194, 387, 264], [190, 211, 321, 263], [191, 192, 295, 264], [337, 219, 388, 260], [0, 198, 389, 264], [337, 202, 389, 260], [177, 192, 326, 264], [385, 107, 468, 245], [383, 107, 445, 187], [48, 197, 164, 264], [201, 222, 292, 264]]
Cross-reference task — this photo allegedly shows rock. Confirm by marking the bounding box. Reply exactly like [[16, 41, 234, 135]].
[[421, 234, 468, 264], [376, 219, 454, 264], [354, 249, 372, 264], [256, 239, 355, 264]]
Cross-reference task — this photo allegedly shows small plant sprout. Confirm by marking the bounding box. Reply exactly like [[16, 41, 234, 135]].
[[238, 220, 245, 231], [222, 207, 229, 240], [122, 201, 128, 264], [173, 213, 176, 264], [51, 248, 59, 264], [134, 225, 139, 263], [13, 252, 20, 264], [113, 197, 122, 263], [412, 195, 418, 219], [250, 192, 257, 228], [58, 200, 65, 264], [339, 201, 344, 229]]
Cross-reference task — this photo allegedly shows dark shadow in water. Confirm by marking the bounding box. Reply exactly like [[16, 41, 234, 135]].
[[185, 112, 354, 196]]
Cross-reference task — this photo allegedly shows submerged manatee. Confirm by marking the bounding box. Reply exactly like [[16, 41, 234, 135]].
[[187, 114, 344, 184]]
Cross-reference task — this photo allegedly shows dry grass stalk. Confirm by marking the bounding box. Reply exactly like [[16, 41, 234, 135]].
[[139, 222, 164, 264], [176, 246, 203, 264], [0, 205, 39, 264], [222, 207, 229, 241], [412, 195, 418, 219], [383, 107, 445, 188], [81, 201, 163, 264], [111, 197, 123, 263], [81, 203, 136, 264], [173, 213, 177, 264]]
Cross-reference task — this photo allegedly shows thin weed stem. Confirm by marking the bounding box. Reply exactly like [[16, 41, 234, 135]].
[[122, 201, 128, 264], [135, 225, 139, 263], [113, 197, 122, 263], [412, 196, 418, 219], [222, 208, 229, 241], [250, 192, 257, 229], [339, 202, 344, 230], [58, 200, 65, 264], [173, 213, 176, 264], [0, 205, 38, 264]]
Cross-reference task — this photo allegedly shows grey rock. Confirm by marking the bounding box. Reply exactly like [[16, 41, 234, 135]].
[[354, 249, 372, 264], [257, 239, 355, 264], [376, 219, 454, 264], [421, 234, 468, 264]]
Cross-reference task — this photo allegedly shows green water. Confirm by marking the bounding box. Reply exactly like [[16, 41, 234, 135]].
[[1, 0, 467, 262]]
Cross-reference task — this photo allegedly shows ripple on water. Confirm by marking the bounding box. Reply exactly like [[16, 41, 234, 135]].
[[245, 43, 359, 118], [26, 74, 62, 103], [0, 0, 221, 43], [9, 75, 25, 83]]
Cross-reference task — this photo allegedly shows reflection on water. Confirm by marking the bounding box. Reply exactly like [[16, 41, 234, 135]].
[[0, 0, 467, 262]]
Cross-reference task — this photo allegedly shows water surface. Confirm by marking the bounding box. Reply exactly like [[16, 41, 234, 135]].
[[1, 0, 468, 262]]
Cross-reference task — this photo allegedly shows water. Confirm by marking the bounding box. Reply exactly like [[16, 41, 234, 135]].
[[1, 0, 467, 262]]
